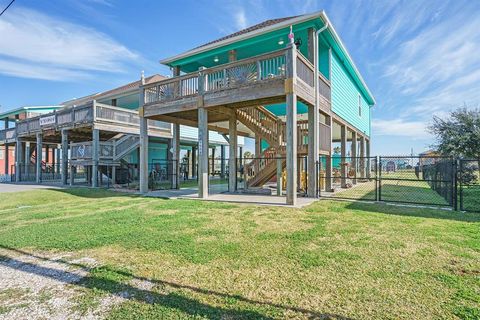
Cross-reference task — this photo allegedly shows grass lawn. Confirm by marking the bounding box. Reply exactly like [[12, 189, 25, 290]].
[[0, 188, 479, 319]]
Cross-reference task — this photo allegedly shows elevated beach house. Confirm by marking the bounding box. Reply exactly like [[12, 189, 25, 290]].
[[137, 11, 375, 204], [0, 11, 375, 205]]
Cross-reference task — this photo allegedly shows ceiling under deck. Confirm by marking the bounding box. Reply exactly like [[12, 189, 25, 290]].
[[150, 105, 256, 139], [18, 126, 121, 144]]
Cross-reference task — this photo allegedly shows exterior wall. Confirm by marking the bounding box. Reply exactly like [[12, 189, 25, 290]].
[[330, 51, 370, 136], [124, 141, 168, 165], [0, 145, 15, 175]]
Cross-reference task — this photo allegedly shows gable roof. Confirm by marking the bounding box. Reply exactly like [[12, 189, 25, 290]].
[[61, 74, 167, 106], [194, 16, 299, 50], [160, 11, 376, 106]]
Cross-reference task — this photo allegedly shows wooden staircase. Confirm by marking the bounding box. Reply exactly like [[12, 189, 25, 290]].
[[236, 106, 308, 188], [236, 106, 282, 147]]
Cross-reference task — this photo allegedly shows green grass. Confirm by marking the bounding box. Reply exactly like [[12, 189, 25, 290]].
[[0, 188, 479, 319]]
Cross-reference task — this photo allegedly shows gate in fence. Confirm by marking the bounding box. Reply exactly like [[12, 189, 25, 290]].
[[378, 156, 456, 208], [318, 156, 460, 210]]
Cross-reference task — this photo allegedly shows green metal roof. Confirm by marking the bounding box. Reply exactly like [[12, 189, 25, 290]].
[[161, 11, 375, 106]]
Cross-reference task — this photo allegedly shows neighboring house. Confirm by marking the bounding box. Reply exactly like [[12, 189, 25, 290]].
[[139, 10, 375, 204], [0, 78, 243, 184], [419, 150, 441, 167], [0, 106, 61, 176]]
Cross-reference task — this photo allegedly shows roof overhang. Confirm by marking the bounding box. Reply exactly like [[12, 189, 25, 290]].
[[160, 11, 324, 65], [160, 11, 375, 106]]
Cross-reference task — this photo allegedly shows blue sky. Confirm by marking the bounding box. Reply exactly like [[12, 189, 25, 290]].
[[0, 0, 479, 155]]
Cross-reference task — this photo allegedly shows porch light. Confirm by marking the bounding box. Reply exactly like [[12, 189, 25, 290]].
[[278, 39, 284, 45], [213, 56, 219, 63]]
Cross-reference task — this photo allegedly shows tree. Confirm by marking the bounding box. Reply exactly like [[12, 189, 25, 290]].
[[243, 151, 253, 159], [428, 107, 480, 159], [429, 107, 480, 184]]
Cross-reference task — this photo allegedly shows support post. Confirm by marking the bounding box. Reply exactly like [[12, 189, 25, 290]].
[[198, 107, 209, 198], [70, 164, 74, 186], [220, 145, 226, 179], [4, 144, 9, 175], [191, 146, 197, 178], [45, 145, 50, 165], [139, 117, 148, 193], [92, 129, 99, 188], [4, 120, 9, 175], [51, 145, 55, 175], [285, 43, 298, 205], [25, 142, 31, 180], [139, 88, 149, 193], [211, 146, 215, 175], [56, 146, 61, 179], [307, 28, 320, 198], [254, 135, 261, 173], [61, 130, 68, 185], [15, 139, 22, 182], [228, 114, 237, 192], [340, 125, 347, 188], [307, 104, 319, 197], [172, 124, 180, 189], [351, 130, 357, 184], [36, 133, 42, 183], [112, 165, 116, 185], [325, 154, 332, 191], [359, 136, 366, 179], [276, 157, 283, 196], [187, 150, 192, 179]]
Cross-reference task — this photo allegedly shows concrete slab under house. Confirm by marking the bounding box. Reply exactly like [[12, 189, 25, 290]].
[[0, 10, 375, 206]]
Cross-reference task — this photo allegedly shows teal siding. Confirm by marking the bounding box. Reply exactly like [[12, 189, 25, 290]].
[[331, 52, 370, 136], [124, 142, 168, 164]]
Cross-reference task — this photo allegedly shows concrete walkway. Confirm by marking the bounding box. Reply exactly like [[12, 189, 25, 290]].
[[1, 183, 317, 208], [0, 183, 63, 193], [147, 187, 317, 208]]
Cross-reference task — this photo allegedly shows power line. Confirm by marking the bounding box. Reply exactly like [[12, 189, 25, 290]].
[[0, 0, 16, 17]]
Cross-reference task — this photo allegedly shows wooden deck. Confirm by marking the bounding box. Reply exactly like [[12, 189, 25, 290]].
[[0, 102, 172, 144], [142, 49, 331, 124]]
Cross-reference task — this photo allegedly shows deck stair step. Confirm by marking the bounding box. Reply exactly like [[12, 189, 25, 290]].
[[235, 106, 309, 188], [113, 134, 139, 161]]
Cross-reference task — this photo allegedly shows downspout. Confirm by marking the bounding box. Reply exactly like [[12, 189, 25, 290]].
[[314, 21, 329, 112]]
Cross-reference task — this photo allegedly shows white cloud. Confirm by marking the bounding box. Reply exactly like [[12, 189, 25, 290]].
[[0, 7, 139, 81], [372, 118, 431, 139], [234, 8, 248, 30], [377, 1, 480, 120]]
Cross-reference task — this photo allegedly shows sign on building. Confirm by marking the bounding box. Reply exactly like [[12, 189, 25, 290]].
[[39, 115, 56, 126]]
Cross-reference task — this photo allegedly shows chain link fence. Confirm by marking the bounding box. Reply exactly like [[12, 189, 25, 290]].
[[318, 156, 378, 201], [459, 159, 480, 212]]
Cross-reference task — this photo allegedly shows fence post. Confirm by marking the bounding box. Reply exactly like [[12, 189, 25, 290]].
[[459, 158, 463, 211], [453, 158, 458, 211], [377, 156, 381, 202]]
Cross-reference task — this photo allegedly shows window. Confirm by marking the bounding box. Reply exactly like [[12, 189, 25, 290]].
[[358, 94, 362, 117], [0, 149, 3, 160]]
